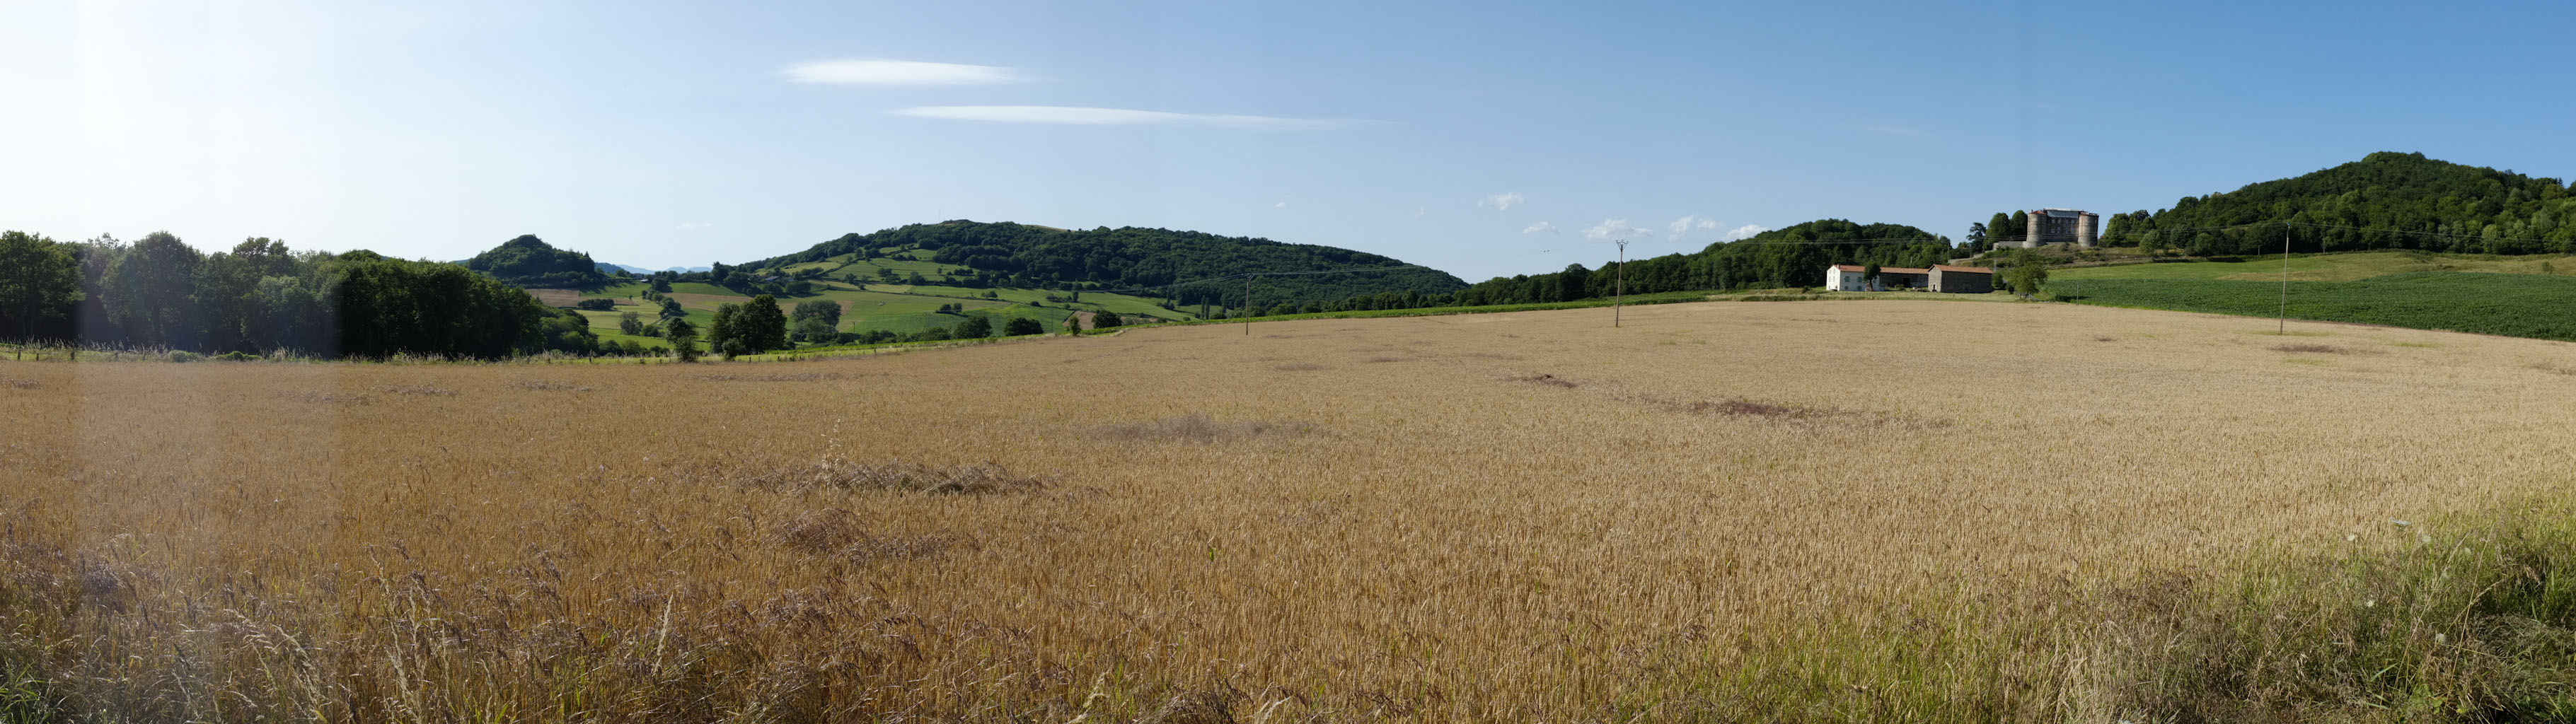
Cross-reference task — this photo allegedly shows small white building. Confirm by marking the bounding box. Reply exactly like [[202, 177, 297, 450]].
[[1823, 264, 1929, 291]]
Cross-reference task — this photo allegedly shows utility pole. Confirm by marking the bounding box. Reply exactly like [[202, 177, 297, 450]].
[[2278, 224, 2290, 334], [1613, 239, 1628, 327]]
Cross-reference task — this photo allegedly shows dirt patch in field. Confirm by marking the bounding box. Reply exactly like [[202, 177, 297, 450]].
[[1273, 363, 1329, 372], [524, 288, 585, 307], [694, 372, 843, 383], [726, 457, 1053, 495], [774, 508, 971, 564], [1510, 373, 1579, 388], [282, 390, 376, 405], [2273, 343, 2360, 354], [1101, 414, 1319, 443], [513, 380, 594, 392], [4, 378, 37, 389], [379, 385, 456, 397]]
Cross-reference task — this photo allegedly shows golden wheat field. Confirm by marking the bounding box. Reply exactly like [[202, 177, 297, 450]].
[[4, 300, 2575, 723]]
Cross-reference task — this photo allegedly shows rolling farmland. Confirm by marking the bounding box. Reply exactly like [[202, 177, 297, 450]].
[[2051, 252, 2576, 341], [4, 300, 2575, 721]]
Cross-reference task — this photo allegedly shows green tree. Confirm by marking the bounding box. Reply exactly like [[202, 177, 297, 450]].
[[618, 310, 645, 335], [707, 303, 742, 359], [2002, 250, 2050, 297], [1862, 263, 1882, 289], [1092, 310, 1124, 329], [0, 231, 79, 346], [1003, 317, 1043, 336], [103, 231, 204, 349], [953, 315, 992, 339], [1986, 212, 2014, 251], [741, 294, 788, 351], [794, 316, 835, 342], [790, 299, 843, 327], [664, 317, 699, 361]]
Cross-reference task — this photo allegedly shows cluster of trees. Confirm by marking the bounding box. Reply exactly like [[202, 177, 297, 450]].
[[2093, 152, 2576, 257], [464, 235, 608, 288], [1, 230, 642, 360], [705, 295, 790, 359], [748, 221, 1468, 310], [1452, 220, 1954, 306]]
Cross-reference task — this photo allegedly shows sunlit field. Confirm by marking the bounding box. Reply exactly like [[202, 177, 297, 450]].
[[6, 300, 2575, 722]]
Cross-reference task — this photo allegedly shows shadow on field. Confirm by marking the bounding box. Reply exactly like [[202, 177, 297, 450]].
[[1099, 414, 1320, 444]]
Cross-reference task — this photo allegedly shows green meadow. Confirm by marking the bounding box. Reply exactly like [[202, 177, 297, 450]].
[[2052, 252, 2576, 341]]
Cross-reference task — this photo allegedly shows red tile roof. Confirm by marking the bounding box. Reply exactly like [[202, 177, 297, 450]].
[[1931, 264, 1993, 273], [1878, 267, 1930, 274]]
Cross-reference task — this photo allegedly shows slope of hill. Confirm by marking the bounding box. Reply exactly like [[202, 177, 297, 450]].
[[2099, 151, 2576, 257], [1455, 219, 1954, 305], [748, 221, 1468, 311], [2052, 251, 2576, 341], [467, 235, 608, 288]]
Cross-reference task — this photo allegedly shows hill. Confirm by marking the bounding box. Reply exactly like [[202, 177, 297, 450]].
[[746, 221, 1468, 311], [466, 235, 609, 288], [2096, 151, 2576, 257], [1455, 218, 1953, 305]]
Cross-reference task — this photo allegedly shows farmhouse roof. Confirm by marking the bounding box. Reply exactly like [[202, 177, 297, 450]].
[[1931, 264, 1993, 274], [1831, 264, 1866, 272], [1878, 267, 1930, 274]]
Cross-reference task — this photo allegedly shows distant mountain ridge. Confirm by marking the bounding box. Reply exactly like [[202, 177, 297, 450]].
[[2101, 151, 2576, 256]]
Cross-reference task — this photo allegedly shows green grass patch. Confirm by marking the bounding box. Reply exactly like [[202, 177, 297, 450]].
[[2052, 272, 2576, 341]]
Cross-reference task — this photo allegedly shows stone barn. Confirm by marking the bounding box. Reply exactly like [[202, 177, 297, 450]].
[[1927, 264, 1994, 293]]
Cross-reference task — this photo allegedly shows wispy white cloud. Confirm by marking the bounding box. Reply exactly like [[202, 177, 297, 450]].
[[1846, 123, 1927, 138], [1721, 224, 1769, 241], [1414, 206, 1427, 218], [1275, 200, 1288, 209], [1583, 218, 1651, 240], [784, 59, 1029, 86], [1478, 192, 1525, 211], [890, 105, 1363, 131], [1523, 221, 1557, 234], [1667, 214, 1722, 240]]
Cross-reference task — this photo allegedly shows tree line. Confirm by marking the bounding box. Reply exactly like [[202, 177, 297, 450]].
[[0, 231, 634, 360], [1450, 220, 1956, 306]]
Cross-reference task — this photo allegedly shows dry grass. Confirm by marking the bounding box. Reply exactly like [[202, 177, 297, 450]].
[[4, 300, 2576, 722]]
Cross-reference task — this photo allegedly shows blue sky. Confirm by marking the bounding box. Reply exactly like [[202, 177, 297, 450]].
[[3, 1, 2570, 282]]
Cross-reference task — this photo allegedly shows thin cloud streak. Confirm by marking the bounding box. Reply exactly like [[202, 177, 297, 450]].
[[1846, 123, 1928, 138], [784, 59, 1029, 86], [891, 105, 1366, 131]]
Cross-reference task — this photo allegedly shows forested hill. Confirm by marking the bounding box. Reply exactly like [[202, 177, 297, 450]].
[[1455, 219, 1952, 305], [2101, 151, 2576, 256], [466, 235, 609, 288], [748, 221, 1468, 310]]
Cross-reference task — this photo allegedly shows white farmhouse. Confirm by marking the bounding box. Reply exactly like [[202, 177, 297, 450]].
[[1823, 264, 1929, 291]]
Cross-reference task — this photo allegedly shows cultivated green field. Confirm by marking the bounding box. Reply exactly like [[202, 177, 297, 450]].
[[2052, 252, 2576, 341]]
